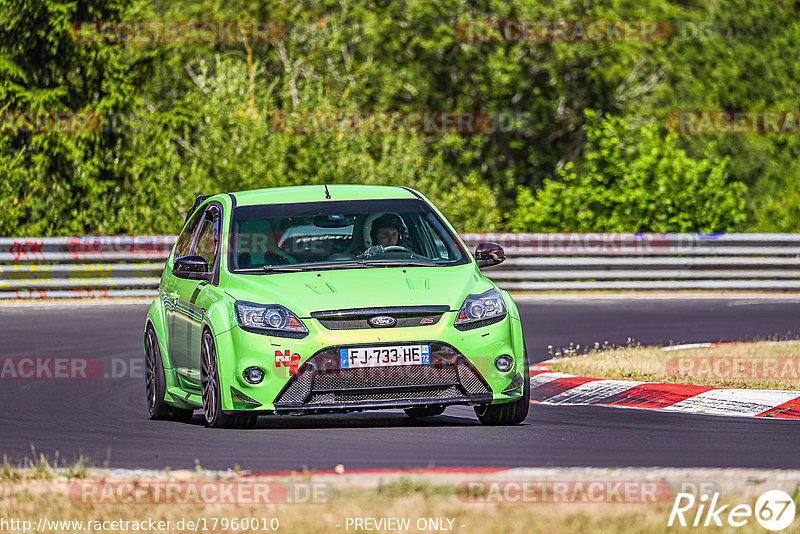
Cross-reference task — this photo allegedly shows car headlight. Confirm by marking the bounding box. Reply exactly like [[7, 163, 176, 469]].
[[454, 289, 507, 330], [234, 301, 308, 337]]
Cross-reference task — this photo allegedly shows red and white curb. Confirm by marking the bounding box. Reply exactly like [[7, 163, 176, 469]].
[[528, 364, 800, 420]]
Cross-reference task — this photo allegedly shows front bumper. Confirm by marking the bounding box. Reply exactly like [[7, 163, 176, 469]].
[[272, 342, 493, 414], [213, 310, 525, 414]]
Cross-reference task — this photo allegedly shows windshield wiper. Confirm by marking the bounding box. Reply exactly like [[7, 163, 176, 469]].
[[325, 261, 378, 269], [262, 265, 306, 272], [356, 260, 441, 267], [264, 262, 377, 273], [235, 261, 439, 274]]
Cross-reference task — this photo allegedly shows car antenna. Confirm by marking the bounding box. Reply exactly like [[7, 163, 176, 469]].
[[324, 183, 331, 199]]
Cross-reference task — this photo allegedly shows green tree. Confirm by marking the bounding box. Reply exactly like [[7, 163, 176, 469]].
[[0, 0, 142, 235], [511, 111, 746, 232], [4, 0, 800, 236], [140, 53, 502, 233], [647, 0, 800, 230]]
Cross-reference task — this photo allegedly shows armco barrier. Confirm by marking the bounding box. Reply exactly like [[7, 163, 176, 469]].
[[2, 233, 800, 298], [0, 236, 174, 299], [461, 233, 800, 290]]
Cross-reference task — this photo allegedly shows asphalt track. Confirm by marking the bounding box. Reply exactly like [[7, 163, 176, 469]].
[[0, 296, 798, 471]]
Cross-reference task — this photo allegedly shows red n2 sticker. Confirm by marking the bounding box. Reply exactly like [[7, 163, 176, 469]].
[[275, 350, 301, 374]]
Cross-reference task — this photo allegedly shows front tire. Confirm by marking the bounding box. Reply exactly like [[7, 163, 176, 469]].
[[474, 348, 530, 426], [201, 329, 236, 428]]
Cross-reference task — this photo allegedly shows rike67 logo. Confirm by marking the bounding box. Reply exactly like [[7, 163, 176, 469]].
[[668, 490, 797, 531], [275, 350, 300, 374]]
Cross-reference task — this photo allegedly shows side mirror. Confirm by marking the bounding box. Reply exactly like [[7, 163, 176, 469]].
[[173, 255, 211, 280], [474, 242, 505, 268]]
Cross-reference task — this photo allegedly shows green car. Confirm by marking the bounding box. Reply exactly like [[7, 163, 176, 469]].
[[144, 185, 530, 428]]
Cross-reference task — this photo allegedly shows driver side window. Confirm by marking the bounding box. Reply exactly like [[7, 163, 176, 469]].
[[175, 211, 203, 259], [193, 207, 220, 272]]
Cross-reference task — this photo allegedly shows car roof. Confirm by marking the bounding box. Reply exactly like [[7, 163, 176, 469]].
[[223, 185, 419, 207]]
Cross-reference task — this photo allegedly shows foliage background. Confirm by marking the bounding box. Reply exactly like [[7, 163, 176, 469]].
[[0, 0, 794, 236]]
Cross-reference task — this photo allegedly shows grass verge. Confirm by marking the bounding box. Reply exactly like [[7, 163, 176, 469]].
[[1, 477, 798, 534], [2, 451, 91, 482]]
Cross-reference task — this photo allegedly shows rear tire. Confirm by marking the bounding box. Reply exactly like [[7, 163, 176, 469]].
[[201, 329, 236, 428], [474, 347, 530, 426], [404, 406, 445, 418], [146, 326, 194, 422]]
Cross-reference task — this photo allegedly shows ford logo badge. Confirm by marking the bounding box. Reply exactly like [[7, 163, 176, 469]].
[[369, 315, 396, 328]]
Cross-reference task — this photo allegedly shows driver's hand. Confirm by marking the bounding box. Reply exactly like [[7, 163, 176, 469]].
[[358, 245, 384, 258]]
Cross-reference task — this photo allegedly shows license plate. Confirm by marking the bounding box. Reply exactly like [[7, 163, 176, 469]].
[[339, 344, 430, 369]]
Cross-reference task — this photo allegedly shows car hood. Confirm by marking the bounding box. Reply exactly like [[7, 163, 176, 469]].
[[223, 264, 492, 317]]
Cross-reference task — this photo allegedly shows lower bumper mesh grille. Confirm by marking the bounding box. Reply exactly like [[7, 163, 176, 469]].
[[309, 386, 462, 405], [274, 343, 491, 412]]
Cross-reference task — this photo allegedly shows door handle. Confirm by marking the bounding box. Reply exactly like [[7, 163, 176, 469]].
[[167, 291, 180, 300]]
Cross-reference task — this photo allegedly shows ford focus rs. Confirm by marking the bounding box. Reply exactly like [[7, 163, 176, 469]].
[[144, 185, 530, 427]]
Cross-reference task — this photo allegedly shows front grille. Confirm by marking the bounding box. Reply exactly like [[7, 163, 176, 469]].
[[309, 386, 462, 405], [275, 373, 314, 404], [273, 342, 492, 411], [313, 365, 459, 390], [311, 306, 449, 330], [457, 364, 490, 395]]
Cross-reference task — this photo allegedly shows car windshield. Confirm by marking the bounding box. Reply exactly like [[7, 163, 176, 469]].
[[227, 198, 469, 273]]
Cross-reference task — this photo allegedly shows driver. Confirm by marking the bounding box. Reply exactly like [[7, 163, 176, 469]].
[[370, 214, 403, 247], [353, 214, 406, 258]]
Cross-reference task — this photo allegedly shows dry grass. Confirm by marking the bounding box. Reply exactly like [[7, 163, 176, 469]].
[[3, 460, 799, 533], [546, 341, 800, 390], [1, 451, 91, 482], [1, 478, 796, 534]]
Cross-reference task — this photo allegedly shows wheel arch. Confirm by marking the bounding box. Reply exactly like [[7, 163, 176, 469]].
[[500, 288, 520, 322], [201, 295, 236, 340], [499, 290, 527, 383]]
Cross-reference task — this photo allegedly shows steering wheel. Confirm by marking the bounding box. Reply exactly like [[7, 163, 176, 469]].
[[381, 246, 413, 253], [326, 252, 356, 261]]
